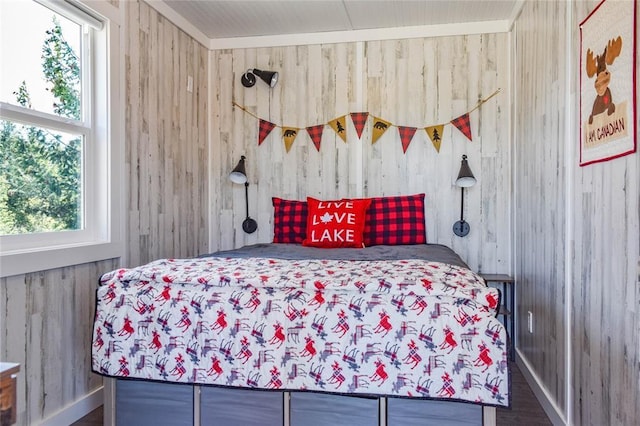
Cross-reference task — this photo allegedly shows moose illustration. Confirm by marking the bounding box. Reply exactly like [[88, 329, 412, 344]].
[[586, 36, 622, 124]]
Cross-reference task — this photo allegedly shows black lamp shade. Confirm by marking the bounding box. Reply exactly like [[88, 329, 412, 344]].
[[253, 69, 278, 87], [229, 156, 247, 184], [455, 155, 476, 187], [229, 155, 257, 234]]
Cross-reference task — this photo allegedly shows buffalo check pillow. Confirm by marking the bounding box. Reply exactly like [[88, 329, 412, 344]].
[[272, 197, 308, 243], [363, 193, 426, 246], [303, 197, 371, 248]]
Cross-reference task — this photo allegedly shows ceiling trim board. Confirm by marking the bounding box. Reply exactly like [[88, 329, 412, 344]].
[[208, 20, 511, 50]]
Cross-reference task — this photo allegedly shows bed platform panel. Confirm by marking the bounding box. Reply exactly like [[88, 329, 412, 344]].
[[386, 398, 481, 425], [289, 392, 379, 426], [115, 380, 194, 426], [107, 377, 496, 426], [200, 387, 284, 425]]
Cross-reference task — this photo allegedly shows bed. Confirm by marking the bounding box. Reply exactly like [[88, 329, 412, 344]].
[[92, 195, 510, 425]]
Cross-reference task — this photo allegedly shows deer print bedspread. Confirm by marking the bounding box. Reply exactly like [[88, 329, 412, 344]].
[[92, 256, 510, 407]]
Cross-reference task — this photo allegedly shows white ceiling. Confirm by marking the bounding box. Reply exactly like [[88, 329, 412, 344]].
[[158, 0, 522, 42]]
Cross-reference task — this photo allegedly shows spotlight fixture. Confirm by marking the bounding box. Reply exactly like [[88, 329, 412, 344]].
[[241, 68, 279, 88], [452, 154, 477, 237], [229, 156, 258, 234]]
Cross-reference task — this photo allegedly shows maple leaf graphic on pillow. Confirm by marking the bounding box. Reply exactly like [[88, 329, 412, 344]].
[[320, 212, 333, 223]]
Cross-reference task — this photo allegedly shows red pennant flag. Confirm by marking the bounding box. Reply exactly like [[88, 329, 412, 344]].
[[306, 125, 324, 152], [450, 113, 472, 141], [398, 126, 417, 153], [258, 119, 276, 145], [350, 112, 369, 139]]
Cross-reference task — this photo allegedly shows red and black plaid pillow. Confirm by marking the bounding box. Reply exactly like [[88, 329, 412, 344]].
[[273, 194, 426, 246], [363, 193, 426, 246], [272, 197, 308, 243]]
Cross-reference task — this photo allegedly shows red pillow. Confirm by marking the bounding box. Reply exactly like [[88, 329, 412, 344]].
[[303, 197, 371, 248], [363, 193, 426, 246], [272, 197, 308, 243]]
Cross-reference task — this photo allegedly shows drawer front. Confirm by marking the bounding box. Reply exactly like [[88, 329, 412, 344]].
[[290, 392, 379, 426], [116, 380, 194, 426], [200, 387, 284, 426], [387, 398, 481, 426]]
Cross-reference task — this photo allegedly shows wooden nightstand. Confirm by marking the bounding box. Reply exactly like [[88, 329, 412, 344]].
[[0, 363, 20, 426], [480, 274, 515, 361]]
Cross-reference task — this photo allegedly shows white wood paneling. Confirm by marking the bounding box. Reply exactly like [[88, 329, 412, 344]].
[[569, 0, 640, 423], [124, 0, 209, 267], [513, 0, 640, 424], [210, 34, 510, 273], [0, 259, 119, 425], [513, 0, 569, 416]]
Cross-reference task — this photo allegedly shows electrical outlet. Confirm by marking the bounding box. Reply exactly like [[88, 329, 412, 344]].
[[527, 311, 533, 333]]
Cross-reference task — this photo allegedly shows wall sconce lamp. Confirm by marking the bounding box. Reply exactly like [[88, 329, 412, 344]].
[[453, 154, 477, 237], [241, 68, 279, 88], [229, 156, 258, 234]]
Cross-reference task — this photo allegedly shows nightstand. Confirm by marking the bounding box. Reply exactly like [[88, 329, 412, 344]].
[[0, 362, 20, 426], [480, 274, 515, 361]]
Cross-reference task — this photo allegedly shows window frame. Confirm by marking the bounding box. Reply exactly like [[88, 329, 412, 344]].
[[0, 0, 123, 277]]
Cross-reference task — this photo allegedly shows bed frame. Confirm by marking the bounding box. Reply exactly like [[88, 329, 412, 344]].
[[101, 377, 496, 426], [94, 244, 508, 425]]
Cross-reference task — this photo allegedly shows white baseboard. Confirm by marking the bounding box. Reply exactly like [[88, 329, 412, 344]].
[[515, 350, 566, 426], [37, 386, 103, 426]]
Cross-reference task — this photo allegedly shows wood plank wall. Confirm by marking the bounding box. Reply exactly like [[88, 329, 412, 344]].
[[569, 0, 640, 424], [513, 0, 640, 424], [210, 34, 511, 273], [513, 0, 568, 414], [0, 259, 118, 425], [0, 1, 209, 424], [124, 0, 209, 267]]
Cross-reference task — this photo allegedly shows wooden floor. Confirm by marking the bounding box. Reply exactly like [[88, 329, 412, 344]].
[[71, 363, 551, 426]]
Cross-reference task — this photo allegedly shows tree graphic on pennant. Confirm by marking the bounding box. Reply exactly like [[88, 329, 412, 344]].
[[328, 116, 347, 143], [425, 124, 445, 152]]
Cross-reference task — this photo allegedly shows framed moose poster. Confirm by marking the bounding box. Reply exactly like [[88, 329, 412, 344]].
[[579, 0, 637, 166]]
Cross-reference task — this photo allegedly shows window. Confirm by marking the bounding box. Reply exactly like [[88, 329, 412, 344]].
[[0, 0, 122, 276]]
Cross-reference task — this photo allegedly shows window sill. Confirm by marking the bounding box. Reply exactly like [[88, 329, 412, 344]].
[[0, 241, 122, 278]]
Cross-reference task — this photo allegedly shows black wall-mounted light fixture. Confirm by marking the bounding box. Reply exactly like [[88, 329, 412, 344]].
[[241, 68, 279, 88], [453, 154, 477, 237], [229, 156, 258, 234]]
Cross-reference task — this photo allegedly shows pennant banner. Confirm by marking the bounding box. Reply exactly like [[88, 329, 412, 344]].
[[328, 116, 347, 143], [350, 112, 369, 139], [425, 124, 445, 152], [306, 125, 324, 152], [371, 117, 391, 144], [232, 88, 500, 153], [258, 119, 276, 146], [398, 126, 418, 154], [282, 127, 299, 153], [450, 113, 472, 141]]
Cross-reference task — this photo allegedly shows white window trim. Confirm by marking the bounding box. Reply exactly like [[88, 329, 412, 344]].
[[0, 1, 123, 277]]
